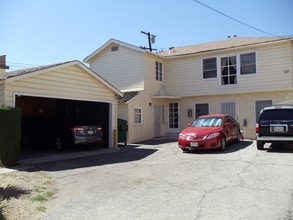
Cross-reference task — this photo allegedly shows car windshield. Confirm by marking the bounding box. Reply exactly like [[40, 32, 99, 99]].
[[191, 117, 222, 127]]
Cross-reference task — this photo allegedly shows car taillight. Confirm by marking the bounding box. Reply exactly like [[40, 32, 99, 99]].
[[255, 123, 259, 133], [71, 127, 84, 132]]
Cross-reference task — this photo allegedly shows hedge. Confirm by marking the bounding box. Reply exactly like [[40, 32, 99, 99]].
[[0, 107, 21, 167]]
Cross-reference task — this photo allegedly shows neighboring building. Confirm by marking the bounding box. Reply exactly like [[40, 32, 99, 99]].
[[84, 37, 293, 143], [0, 55, 9, 75], [0, 60, 122, 148]]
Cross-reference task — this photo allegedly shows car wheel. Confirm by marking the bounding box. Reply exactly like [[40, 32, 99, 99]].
[[236, 131, 241, 143], [55, 138, 63, 150], [220, 137, 226, 151], [256, 141, 264, 150]]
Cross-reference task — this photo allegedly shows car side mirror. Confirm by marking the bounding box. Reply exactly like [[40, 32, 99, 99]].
[[187, 123, 191, 127]]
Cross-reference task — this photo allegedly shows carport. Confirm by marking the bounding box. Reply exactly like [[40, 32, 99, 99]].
[[0, 60, 122, 153]]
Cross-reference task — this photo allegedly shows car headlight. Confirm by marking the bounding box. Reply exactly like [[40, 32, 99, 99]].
[[206, 132, 220, 139], [179, 133, 186, 138]]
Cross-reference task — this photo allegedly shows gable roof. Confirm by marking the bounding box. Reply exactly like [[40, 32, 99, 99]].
[[115, 91, 139, 102], [83, 38, 161, 63], [159, 37, 293, 58], [0, 60, 122, 96], [152, 85, 181, 99]]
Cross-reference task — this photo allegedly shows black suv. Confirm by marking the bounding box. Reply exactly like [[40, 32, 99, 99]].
[[256, 105, 293, 150]]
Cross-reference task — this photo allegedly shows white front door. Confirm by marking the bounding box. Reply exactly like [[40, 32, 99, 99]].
[[154, 104, 161, 137]]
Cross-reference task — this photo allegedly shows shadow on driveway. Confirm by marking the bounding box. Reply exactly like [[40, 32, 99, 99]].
[[182, 140, 253, 154], [134, 137, 178, 145], [266, 143, 293, 153], [15, 145, 158, 172]]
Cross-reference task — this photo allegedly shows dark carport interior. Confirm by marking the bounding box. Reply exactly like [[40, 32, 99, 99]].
[[16, 96, 109, 151]]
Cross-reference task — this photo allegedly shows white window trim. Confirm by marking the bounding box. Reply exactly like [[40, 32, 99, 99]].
[[134, 107, 143, 125], [201, 57, 217, 80], [155, 61, 163, 81], [202, 51, 257, 86], [240, 51, 257, 75], [218, 54, 238, 87]]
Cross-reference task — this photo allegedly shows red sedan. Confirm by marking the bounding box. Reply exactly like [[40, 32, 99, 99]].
[[178, 114, 242, 152]]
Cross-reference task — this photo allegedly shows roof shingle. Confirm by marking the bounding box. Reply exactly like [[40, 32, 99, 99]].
[[159, 37, 293, 57]]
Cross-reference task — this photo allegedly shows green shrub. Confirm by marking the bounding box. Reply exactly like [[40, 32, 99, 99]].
[[0, 107, 21, 167]]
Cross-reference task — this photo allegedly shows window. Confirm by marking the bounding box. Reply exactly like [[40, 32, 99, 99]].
[[195, 103, 209, 118], [203, 57, 217, 78], [240, 52, 256, 74], [255, 100, 272, 120], [111, 46, 119, 52], [155, 61, 162, 81], [169, 103, 178, 128], [221, 102, 236, 118], [134, 108, 142, 124], [221, 56, 237, 85]]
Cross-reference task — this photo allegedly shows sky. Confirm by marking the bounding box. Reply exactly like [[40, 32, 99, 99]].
[[1, 0, 293, 70]]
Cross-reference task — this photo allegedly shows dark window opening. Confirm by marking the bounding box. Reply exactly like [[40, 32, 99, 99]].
[[221, 56, 237, 85], [203, 57, 217, 78], [241, 52, 256, 74]]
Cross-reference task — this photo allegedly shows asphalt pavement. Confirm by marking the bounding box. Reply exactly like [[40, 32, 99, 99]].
[[2, 139, 293, 220]]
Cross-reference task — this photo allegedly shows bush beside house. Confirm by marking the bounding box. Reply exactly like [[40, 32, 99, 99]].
[[0, 107, 21, 167]]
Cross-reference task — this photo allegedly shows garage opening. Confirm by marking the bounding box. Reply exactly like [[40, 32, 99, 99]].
[[15, 95, 110, 151]]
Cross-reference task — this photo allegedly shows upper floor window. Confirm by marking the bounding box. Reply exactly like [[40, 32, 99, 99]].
[[240, 52, 256, 74], [134, 108, 142, 124], [221, 56, 237, 85], [155, 61, 162, 81], [203, 57, 217, 79], [202, 52, 256, 86]]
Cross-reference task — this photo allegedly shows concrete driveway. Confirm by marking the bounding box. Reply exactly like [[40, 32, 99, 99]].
[[11, 138, 293, 220]]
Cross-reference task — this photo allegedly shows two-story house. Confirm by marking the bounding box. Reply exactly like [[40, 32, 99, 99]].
[[83, 39, 173, 143], [84, 37, 293, 143]]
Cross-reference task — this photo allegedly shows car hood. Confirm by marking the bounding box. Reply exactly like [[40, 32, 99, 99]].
[[180, 126, 222, 136]]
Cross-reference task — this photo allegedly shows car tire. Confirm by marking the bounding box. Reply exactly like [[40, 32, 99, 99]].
[[55, 138, 63, 150], [220, 137, 226, 151], [236, 131, 241, 143], [256, 141, 264, 150]]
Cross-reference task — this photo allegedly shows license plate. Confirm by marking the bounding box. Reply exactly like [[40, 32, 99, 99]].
[[190, 142, 198, 147], [88, 131, 94, 135], [273, 126, 284, 132]]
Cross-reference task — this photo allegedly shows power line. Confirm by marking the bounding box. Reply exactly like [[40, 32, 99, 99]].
[[7, 62, 40, 71], [192, 0, 280, 37]]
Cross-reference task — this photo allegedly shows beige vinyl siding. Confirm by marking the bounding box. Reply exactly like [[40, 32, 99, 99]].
[[143, 54, 165, 95], [0, 81, 4, 105], [4, 65, 118, 148], [5, 65, 115, 106], [127, 93, 154, 143], [165, 56, 202, 96], [165, 42, 293, 97], [89, 45, 145, 92], [117, 103, 128, 121]]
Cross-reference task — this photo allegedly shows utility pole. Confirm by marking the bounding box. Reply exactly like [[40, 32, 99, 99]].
[[140, 31, 156, 52]]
